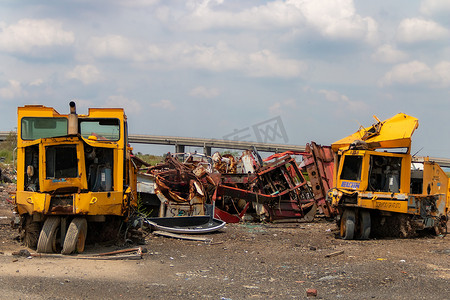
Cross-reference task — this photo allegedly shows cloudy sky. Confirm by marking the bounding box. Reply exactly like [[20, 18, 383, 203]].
[[1, 0, 449, 157]]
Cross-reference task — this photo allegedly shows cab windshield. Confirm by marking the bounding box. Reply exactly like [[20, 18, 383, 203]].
[[80, 118, 120, 141], [21, 117, 68, 140]]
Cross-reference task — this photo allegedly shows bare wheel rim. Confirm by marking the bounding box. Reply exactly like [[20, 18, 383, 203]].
[[76, 229, 86, 252]]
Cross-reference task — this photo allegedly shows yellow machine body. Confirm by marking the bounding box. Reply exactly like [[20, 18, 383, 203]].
[[15, 104, 137, 218], [329, 113, 449, 238]]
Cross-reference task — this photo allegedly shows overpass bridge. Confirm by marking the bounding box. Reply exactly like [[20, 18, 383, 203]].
[[0, 131, 305, 154], [1, 131, 450, 167], [128, 134, 306, 154]]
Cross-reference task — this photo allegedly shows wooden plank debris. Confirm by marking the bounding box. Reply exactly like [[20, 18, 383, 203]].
[[325, 250, 344, 258]]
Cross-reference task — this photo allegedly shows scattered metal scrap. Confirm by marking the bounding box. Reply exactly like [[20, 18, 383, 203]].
[[141, 142, 335, 224], [148, 154, 208, 217], [29, 247, 144, 260], [0, 167, 14, 183], [145, 216, 225, 234], [152, 231, 212, 242], [212, 153, 317, 222]]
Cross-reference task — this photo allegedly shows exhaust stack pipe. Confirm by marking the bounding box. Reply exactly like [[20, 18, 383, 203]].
[[68, 101, 78, 135]]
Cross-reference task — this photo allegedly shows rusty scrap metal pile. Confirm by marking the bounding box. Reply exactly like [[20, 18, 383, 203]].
[[146, 142, 335, 223]]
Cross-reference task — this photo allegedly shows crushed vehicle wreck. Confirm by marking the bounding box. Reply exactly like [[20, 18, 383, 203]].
[[14, 102, 140, 254], [212, 153, 318, 222], [147, 153, 209, 217], [143, 145, 335, 223], [328, 113, 450, 239]]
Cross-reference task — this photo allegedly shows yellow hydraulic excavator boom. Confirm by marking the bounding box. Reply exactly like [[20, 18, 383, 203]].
[[331, 113, 419, 153]]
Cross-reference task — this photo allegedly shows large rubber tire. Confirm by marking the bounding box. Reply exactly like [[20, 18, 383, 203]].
[[37, 217, 61, 253], [340, 209, 355, 240], [62, 218, 87, 255], [22, 216, 41, 249], [359, 210, 371, 240]]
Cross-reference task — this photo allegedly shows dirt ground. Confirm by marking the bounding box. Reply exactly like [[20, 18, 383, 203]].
[[1, 182, 449, 300]]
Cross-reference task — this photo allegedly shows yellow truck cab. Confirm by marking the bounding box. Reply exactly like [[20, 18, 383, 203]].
[[15, 102, 138, 254], [329, 113, 449, 239]]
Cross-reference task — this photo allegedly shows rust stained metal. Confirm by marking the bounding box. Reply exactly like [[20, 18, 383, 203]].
[[149, 154, 206, 217], [212, 152, 237, 174], [213, 154, 317, 222], [146, 146, 334, 223], [30, 247, 144, 260], [300, 142, 336, 218]]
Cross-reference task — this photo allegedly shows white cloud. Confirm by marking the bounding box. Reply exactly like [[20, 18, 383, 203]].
[[397, 18, 449, 44], [0, 19, 74, 54], [169, 0, 378, 43], [379, 61, 434, 86], [176, 42, 306, 78], [269, 98, 296, 115], [432, 61, 450, 87], [0, 80, 25, 99], [420, 0, 450, 16], [118, 0, 159, 7], [30, 79, 44, 87], [176, 42, 241, 72], [296, 0, 378, 43], [107, 95, 142, 114], [88, 35, 142, 61], [89, 38, 308, 78], [371, 44, 408, 64], [379, 60, 450, 87], [180, 0, 300, 30], [189, 86, 220, 98], [247, 50, 307, 78], [318, 89, 367, 112], [66, 65, 101, 85], [150, 99, 176, 111]]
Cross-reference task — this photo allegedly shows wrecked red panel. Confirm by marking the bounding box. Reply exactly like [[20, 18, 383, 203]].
[[214, 207, 241, 223], [219, 173, 257, 185], [146, 150, 333, 223], [213, 154, 318, 222], [264, 151, 308, 162], [214, 184, 277, 204], [301, 142, 335, 217]]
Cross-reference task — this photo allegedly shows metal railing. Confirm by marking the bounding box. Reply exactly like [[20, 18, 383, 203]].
[[1, 131, 449, 167]]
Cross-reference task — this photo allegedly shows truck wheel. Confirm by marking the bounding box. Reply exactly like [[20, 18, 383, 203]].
[[22, 216, 41, 249], [340, 209, 355, 240], [359, 210, 371, 240], [37, 217, 61, 253], [62, 218, 87, 255]]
